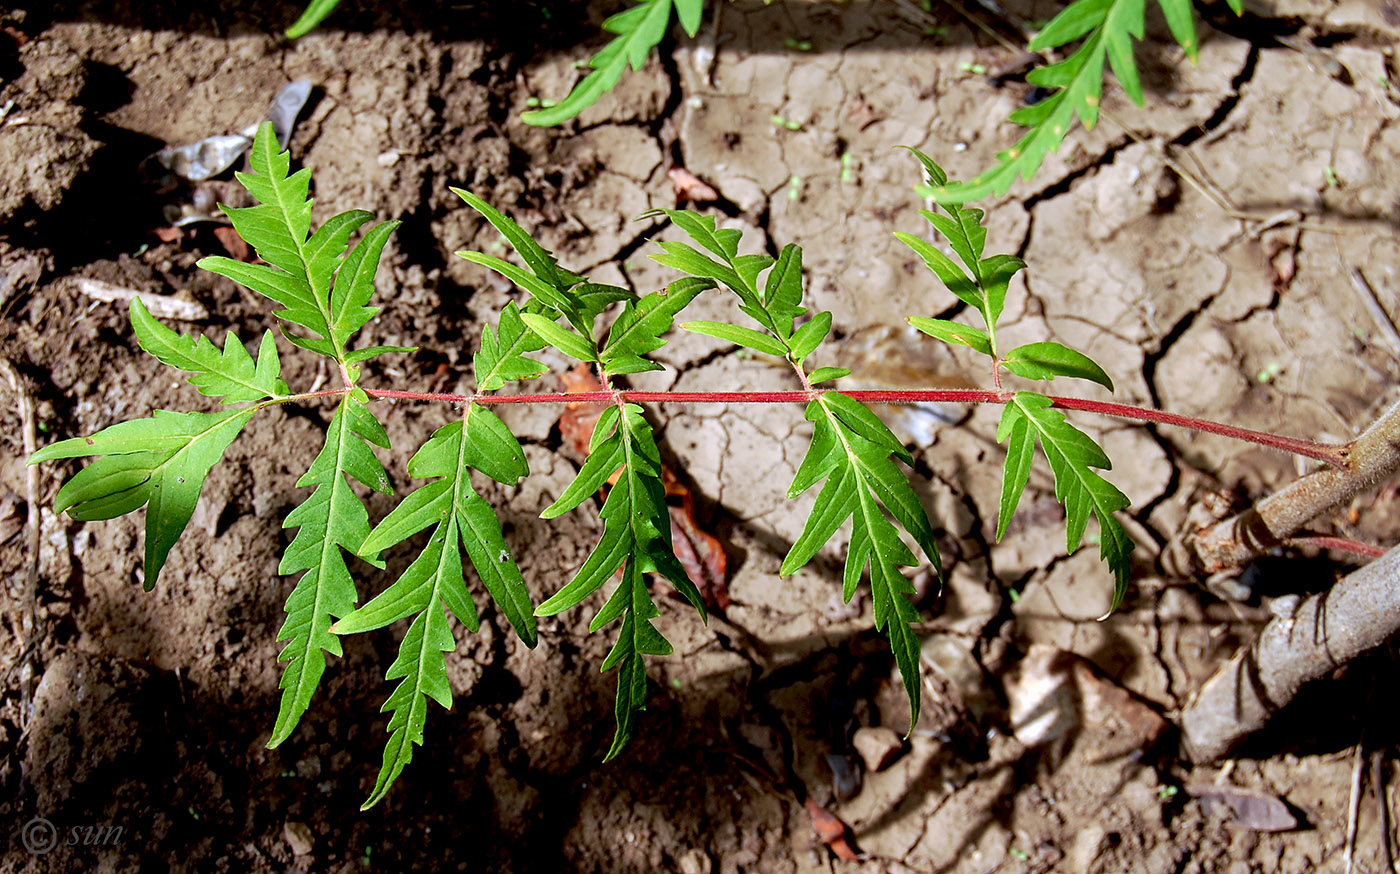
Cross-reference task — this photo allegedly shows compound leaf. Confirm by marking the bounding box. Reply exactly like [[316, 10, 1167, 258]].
[[923, 0, 1223, 204], [130, 298, 288, 402], [780, 395, 939, 730], [1010, 392, 1133, 608], [534, 405, 699, 756], [200, 123, 392, 364], [333, 406, 534, 807], [199, 123, 364, 356], [270, 394, 391, 748]]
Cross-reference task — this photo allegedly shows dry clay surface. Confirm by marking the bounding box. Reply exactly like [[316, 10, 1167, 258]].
[[2, 1, 1400, 872]]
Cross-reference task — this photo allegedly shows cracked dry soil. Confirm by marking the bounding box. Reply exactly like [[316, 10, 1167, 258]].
[[3, 0, 1400, 871]]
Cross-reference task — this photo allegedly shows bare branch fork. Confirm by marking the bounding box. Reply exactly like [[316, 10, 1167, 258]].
[[1178, 400, 1400, 760]]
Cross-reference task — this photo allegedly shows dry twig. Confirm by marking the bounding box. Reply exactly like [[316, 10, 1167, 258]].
[[1179, 545, 1400, 761]]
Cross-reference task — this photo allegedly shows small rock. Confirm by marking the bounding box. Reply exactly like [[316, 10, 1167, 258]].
[[677, 848, 712, 874], [1071, 824, 1106, 874], [853, 726, 905, 772], [283, 821, 314, 856]]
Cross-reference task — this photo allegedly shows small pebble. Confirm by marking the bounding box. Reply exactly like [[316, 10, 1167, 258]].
[[283, 821, 314, 857], [853, 726, 905, 772]]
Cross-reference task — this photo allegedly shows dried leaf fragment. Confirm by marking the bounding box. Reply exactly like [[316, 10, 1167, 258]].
[[804, 798, 861, 860], [1188, 785, 1298, 832], [668, 167, 719, 204]]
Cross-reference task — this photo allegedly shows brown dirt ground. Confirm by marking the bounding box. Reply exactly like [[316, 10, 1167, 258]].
[[3, 0, 1400, 871]]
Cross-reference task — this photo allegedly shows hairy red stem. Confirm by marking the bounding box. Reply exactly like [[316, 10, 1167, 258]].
[[1284, 536, 1387, 559], [343, 386, 1344, 465]]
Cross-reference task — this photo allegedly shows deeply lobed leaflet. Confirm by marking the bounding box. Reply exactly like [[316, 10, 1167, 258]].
[[30, 123, 1131, 807]]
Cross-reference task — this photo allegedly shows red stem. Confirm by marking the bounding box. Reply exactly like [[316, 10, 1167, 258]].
[[345, 386, 1346, 466], [1284, 536, 1387, 559]]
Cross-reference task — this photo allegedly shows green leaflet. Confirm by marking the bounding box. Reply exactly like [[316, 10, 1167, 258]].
[[270, 394, 392, 748], [600, 277, 712, 375], [763, 243, 807, 340], [285, 0, 342, 37], [995, 405, 1036, 542], [1001, 393, 1133, 609], [333, 406, 534, 808], [522, 0, 706, 127], [597, 562, 672, 760], [1002, 341, 1115, 390], [682, 320, 788, 357], [451, 188, 572, 290], [197, 122, 397, 363], [925, 0, 1226, 202], [808, 366, 851, 384], [781, 395, 940, 730], [474, 302, 549, 391], [30, 408, 256, 590], [519, 312, 597, 363], [535, 404, 704, 758], [908, 317, 993, 358], [130, 299, 287, 403], [788, 312, 832, 365]]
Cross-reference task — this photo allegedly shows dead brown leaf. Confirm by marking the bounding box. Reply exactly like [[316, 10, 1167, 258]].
[[213, 225, 253, 262], [1188, 785, 1298, 832], [559, 363, 609, 457], [804, 798, 861, 860], [668, 167, 719, 204], [663, 467, 729, 610]]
